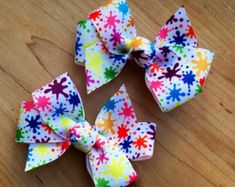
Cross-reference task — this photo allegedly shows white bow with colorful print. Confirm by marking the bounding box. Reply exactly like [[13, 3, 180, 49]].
[[16, 73, 156, 187], [75, 0, 215, 112]]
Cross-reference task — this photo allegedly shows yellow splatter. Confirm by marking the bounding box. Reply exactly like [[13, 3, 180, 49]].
[[103, 156, 128, 183], [86, 51, 105, 75], [33, 144, 50, 157], [129, 37, 144, 49], [102, 0, 116, 8], [97, 112, 116, 134], [60, 117, 75, 131], [192, 51, 210, 77]]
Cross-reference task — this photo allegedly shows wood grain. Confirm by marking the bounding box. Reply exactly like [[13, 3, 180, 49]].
[[0, 0, 234, 186]]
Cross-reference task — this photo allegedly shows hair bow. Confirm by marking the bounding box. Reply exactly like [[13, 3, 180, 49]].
[[16, 73, 156, 186], [75, 1, 215, 112]]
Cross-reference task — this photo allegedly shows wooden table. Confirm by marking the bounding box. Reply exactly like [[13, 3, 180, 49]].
[[0, 0, 234, 186]]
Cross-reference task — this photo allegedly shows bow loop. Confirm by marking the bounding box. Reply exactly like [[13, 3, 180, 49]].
[[32, 73, 85, 138], [87, 135, 138, 186], [154, 6, 198, 48], [94, 85, 156, 160], [88, 0, 136, 54]]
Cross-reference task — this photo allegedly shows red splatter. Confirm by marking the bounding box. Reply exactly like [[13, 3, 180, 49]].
[[35, 96, 51, 111], [150, 80, 164, 92], [199, 77, 205, 86], [157, 27, 171, 41], [104, 11, 120, 29], [42, 123, 52, 134], [128, 172, 139, 185], [186, 25, 196, 39], [23, 101, 35, 112], [94, 138, 105, 150], [119, 102, 135, 119], [117, 124, 129, 140], [96, 150, 109, 165], [150, 63, 163, 73], [88, 10, 102, 21], [132, 135, 148, 150], [61, 140, 70, 153]]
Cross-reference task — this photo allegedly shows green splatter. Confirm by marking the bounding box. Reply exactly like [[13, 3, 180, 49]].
[[104, 67, 117, 82], [195, 84, 203, 95], [16, 127, 24, 142], [95, 178, 110, 187], [78, 20, 87, 29], [173, 45, 185, 54], [78, 108, 84, 119]]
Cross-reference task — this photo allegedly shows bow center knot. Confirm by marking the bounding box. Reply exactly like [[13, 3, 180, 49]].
[[69, 120, 99, 153], [116, 36, 155, 69]]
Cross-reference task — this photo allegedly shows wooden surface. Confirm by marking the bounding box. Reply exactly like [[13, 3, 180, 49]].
[[0, 0, 234, 186]]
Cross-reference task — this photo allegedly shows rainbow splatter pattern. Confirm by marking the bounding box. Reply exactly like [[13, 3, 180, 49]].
[[16, 73, 156, 186], [75, 0, 215, 112]]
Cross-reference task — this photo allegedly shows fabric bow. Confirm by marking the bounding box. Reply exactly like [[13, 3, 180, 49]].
[[75, 1, 215, 112], [16, 73, 156, 186]]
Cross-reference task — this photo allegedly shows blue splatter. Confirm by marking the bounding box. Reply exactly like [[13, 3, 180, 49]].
[[52, 103, 69, 117], [182, 70, 195, 88], [120, 136, 133, 153], [149, 41, 156, 61], [68, 92, 81, 112], [118, 1, 129, 19], [103, 99, 118, 112], [75, 32, 82, 56], [170, 31, 187, 46], [166, 84, 186, 102], [27, 148, 33, 161], [110, 54, 126, 64], [25, 115, 41, 133]]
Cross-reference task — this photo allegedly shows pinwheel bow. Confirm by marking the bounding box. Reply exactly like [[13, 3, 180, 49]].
[[75, 1, 215, 112], [16, 73, 156, 186]]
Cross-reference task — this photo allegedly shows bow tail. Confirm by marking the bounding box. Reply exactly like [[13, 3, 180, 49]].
[[16, 101, 71, 171], [25, 141, 70, 171], [86, 136, 138, 187], [120, 122, 157, 161], [85, 41, 128, 93]]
